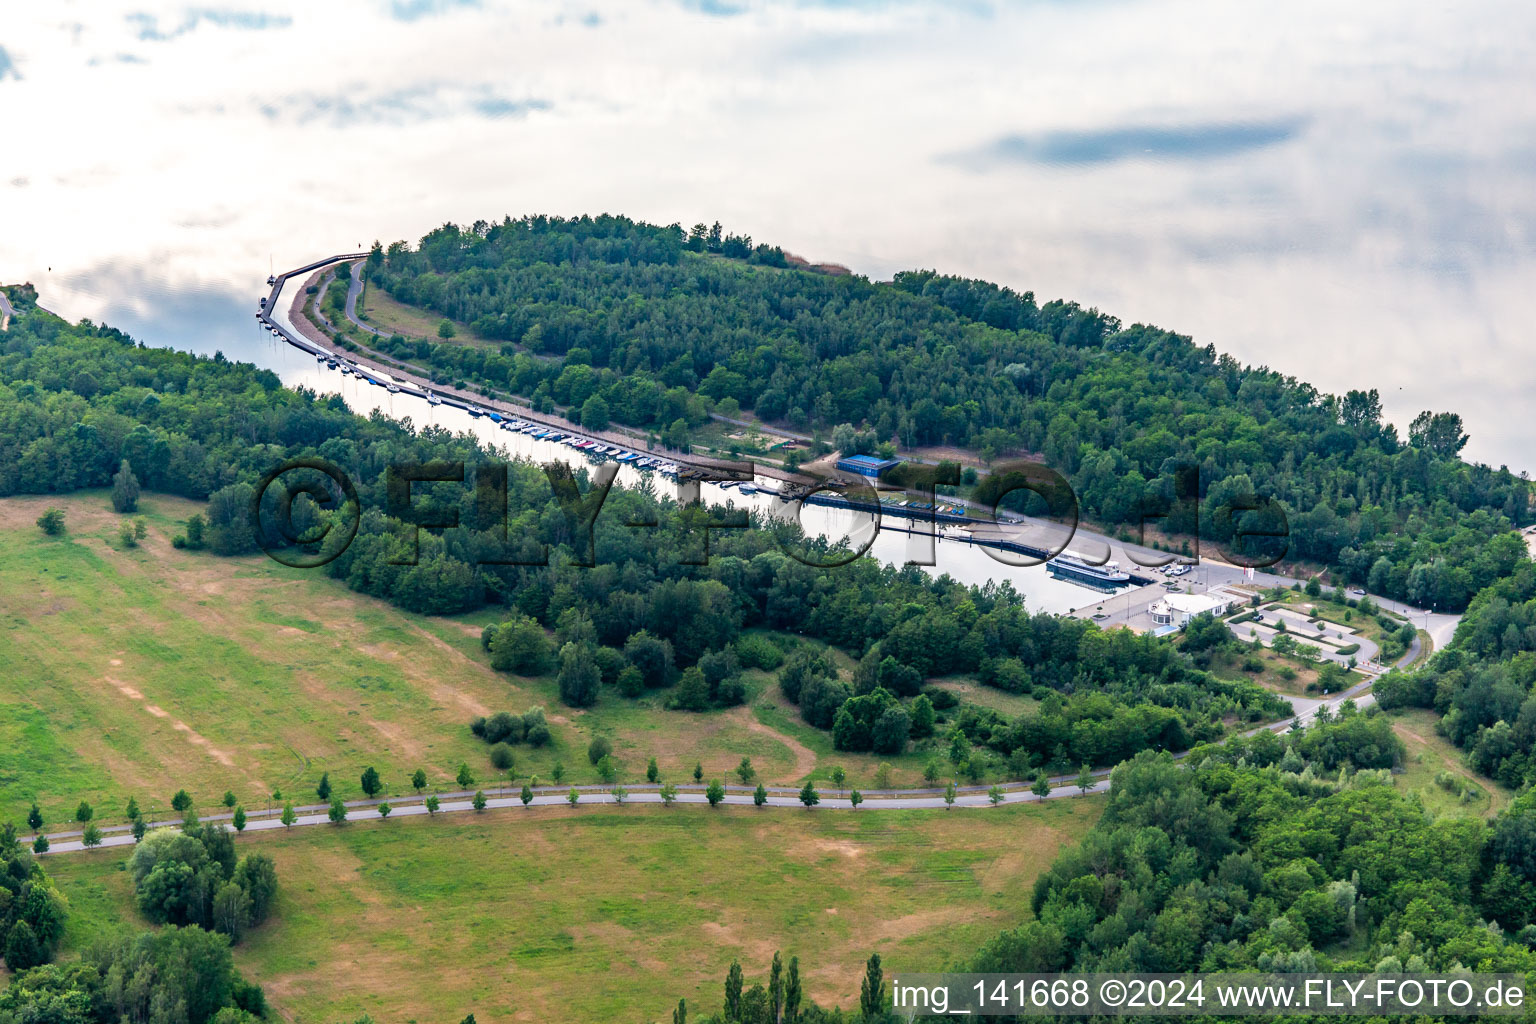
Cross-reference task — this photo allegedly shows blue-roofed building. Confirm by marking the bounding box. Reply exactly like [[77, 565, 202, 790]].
[[836, 454, 900, 477]]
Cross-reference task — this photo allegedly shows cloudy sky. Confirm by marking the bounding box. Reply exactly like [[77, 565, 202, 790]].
[[4, 0, 1536, 469]]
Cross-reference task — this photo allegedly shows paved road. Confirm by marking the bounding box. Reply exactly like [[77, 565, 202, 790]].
[[29, 779, 1113, 855], [343, 266, 388, 341], [0, 289, 15, 331]]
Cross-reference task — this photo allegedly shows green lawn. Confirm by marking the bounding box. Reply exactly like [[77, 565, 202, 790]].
[[43, 797, 1102, 1023], [0, 494, 845, 830], [1388, 708, 1508, 819], [0, 493, 1018, 834]]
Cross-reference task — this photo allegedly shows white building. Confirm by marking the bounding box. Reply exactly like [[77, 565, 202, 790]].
[[1149, 589, 1242, 629]]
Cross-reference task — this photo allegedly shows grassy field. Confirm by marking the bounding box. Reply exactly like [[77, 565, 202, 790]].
[[0, 494, 819, 826], [929, 678, 1041, 718], [1207, 642, 1359, 697], [1388, 708, 1508, 819], [0, 493, 1020, 832], [43, 797, 1102, 1023], [356, 282, 496, 348]]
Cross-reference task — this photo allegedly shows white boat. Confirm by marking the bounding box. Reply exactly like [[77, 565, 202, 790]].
[[1046, 551, 1131, 589]]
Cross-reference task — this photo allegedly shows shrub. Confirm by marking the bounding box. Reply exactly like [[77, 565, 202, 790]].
[[734, 634, 784, 671], [490, 743, 515, 772]]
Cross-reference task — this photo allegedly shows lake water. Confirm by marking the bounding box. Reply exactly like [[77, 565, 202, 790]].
[[5, 1, 1533, 471]]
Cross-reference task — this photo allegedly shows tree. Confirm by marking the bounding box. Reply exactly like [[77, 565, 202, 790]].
[[360, 767, 383, 798], [3, 921, 44, 971], [646, 757, 660, 783], [490, 743, 515, 772], [1032, 772, 1051, 798], [212, 881, 251, 943], [830, 765, 847, 794], [580, 394, 610, 431], [989, 785, 1005, 806], [412, 769, 428, 792], [456, 763, 476, 789], [473, 791, 488, 812], [27, 803, 42, 830], [799, 781, 819, 809], [171, 789, 192, 812], [557, 641, 602, 708], [132, 817, 148, 842], [873, 763, 893, 790], [923, 759, 942, 784], [487, 615, 554, 675], [596, 755, 618, 783], [673, 998, 687, 1024], [770, 952, 784, 1024], [280, 802, 296, 828], [125, 796, 140, 820], [753, 782, 768, 807], [706, 779, 726, 807], [82, 823, 102, 849], [624, 630, 676, 689], [567, 787, 580, 807], [221, 791, 237, 808], [617, 665, 645, 698], [36, 507, 65, 535], [425, 795, 440, 816], [735, 757, 755, 785], [235, 853, 278, 925], [611, 784, 628, 805], [910, 693, 936, 738], [693, 762, 704, 783], [437, 319, 456, 338], [850, 788, 863, 810], [551, 762, 565, 784], [944, 781, 957, 809], [328, 797, 347, 824], [668, 666, 710, 712], [1409, 410, 1469, 456], [1076, 764, 1094, 794], [660, 782, 678, 806], [520, 783, 533, 807], [119, 521, 139, 548], [377, 802, 392, 819], [785, 956, 802, 1024], [316, 773, 332, 801], [185, 512, 206, 549], [725, 961, 744, 1020], [111, 459, 140, 512], [75, 801, 93, 823], [232, 806, 247, 832], [860, 953, 885, 1019], [32, 835, 49, 854]]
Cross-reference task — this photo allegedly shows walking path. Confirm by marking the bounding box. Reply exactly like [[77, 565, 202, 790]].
[[27, 777, 1111, 855]]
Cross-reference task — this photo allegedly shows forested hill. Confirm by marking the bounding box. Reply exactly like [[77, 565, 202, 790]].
[[364, 215, 1528, 609]]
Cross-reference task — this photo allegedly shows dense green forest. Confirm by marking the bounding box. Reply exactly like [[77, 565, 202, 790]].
[[964, 717, 1536, 983], [358, 214, 1529, 610], [0, 309, 1283, 775], [1378, 551, 1536, 790]]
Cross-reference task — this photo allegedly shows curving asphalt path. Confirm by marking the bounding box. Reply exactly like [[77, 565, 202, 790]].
[[28, 779, 1112, 855], [0, 289, 15, 331]]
